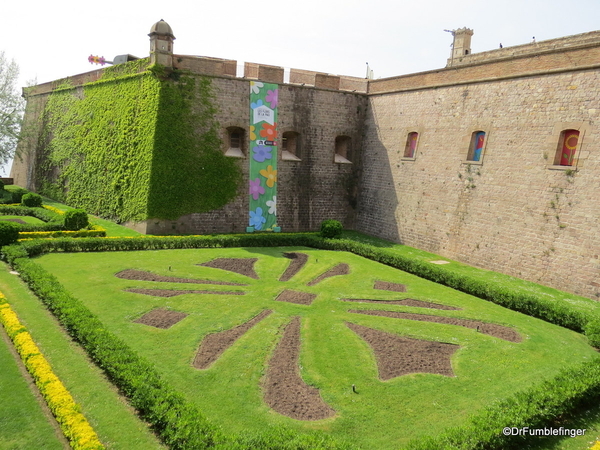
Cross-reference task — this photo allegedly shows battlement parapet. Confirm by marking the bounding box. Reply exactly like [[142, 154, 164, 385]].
[[23, 69, 105, 97], [174, 55, 236, 77], [448, 29, 600, 67], [288, 68, 367, 92], [243, 62, 284, 83]]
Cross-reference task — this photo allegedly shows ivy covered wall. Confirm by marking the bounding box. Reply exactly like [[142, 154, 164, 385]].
[[147, 71, 241, 220], [33, 60, 241, 223]]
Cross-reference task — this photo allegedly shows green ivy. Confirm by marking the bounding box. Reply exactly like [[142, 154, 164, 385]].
[[147, 72, 241, 219], [34, 60, 242, 223]]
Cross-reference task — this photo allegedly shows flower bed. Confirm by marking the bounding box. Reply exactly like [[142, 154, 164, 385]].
[[0, 292, 104, 449]]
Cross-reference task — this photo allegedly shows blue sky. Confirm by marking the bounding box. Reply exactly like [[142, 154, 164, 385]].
[[2, 0, 599, 174]]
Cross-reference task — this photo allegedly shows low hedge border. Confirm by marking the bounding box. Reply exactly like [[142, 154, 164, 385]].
[[19, 225, 107, 240], [2, 233, 600, 449], [0, 293, 104, 450], [6, 252, 346, 450], [403, 357, 600, 449], [0, 205, 64, 232], [3, 233, 599, 339]]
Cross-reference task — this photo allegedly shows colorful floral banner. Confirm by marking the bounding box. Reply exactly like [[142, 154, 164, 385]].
[[249, 81, 278, 231]]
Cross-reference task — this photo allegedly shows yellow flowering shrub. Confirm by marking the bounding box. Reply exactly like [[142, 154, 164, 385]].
[[0, 293, 104, 449], [18, 225, 107, 240], [590, 440, 600, 450], [42, 205, 66, 215]]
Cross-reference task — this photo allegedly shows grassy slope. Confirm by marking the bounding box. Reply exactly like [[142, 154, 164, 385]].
[[0, 326, 64, 450], [35, 247, 599, 449], [343, 230, 600, 315], [0, 215, 46, 225], [0, 265, 164, 450]]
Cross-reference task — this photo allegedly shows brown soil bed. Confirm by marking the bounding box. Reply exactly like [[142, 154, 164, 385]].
[[307, 263, 349, 286], [347, 322, 459, 379], [198, 258, 259, 279], [341, 298, 460, 310], [279, 252, 309, 281], [115, 269, 247, 286], [374, 281, 407, 292], [194, 310, 272, 369], [134, 308, 188, 329], [125, 288, 245, 297], [0, 218, 27, 224], [263, 317, 335, 420], [349, 310, 521, 342], [275, 289, 317, 305]]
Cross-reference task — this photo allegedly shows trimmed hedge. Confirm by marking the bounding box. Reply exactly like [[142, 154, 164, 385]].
[[320, 219, 343, 238], [0, 205, 64, 232], [10, 256, 222, 449], [18, 226, 107, 240], [63, 209, 89, 231], [4, 233, 598, 334], [2, 232, 600, 449], [21, 193, 43, 207], [6, 242, 347, 450], [404, 357, 600, 449], [0, 221, 20, 246], [0, 294, 105, 449]]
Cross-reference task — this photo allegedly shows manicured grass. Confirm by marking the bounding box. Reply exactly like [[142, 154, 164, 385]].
[[4, 186, 141, 237], [0, 264, 165, 450], [0, 215, 46, 225], [36, 247, 599, 449], [343, 230, 600, 315], [0, 326, 63, 450], [522, 401, 600, 449]]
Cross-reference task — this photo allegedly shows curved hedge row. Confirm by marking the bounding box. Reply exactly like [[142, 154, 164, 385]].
[[4, 233, 599, 341], [2, 233, 600, 449], [0, 205, 64, 231], [5, 248, 347, 450], [0, 293, 104, 449]]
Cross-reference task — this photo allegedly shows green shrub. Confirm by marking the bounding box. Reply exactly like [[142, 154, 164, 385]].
[[63, 209, 89, 231], [4, 233, 600, 450], [21, 193, 43, 208], [320, 220, 343, 239], [10, 188, 29, 203], [0, 205, 64, 232], [586, 320, 600, 348], [0, 222, 20, 247]]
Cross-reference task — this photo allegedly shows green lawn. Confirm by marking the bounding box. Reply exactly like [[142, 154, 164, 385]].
[[0, 215, 46, 225], [36, 247, 599, 449], [0, 326, 64, 450], [3, 185, 141, 237], [0, 265, 165, 450]]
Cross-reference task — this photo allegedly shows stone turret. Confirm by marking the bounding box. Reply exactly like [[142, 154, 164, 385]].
[[447, 27, 473, 67], [149, 19, 175, 67]]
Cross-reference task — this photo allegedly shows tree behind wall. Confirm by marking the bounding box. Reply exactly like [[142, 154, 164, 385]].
[[0, 51, 24, 165]]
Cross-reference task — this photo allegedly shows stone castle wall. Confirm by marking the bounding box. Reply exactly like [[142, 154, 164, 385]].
[[357, 64, 600, 298], [143, 74, 367, 234], [11, 27, 600, 298]]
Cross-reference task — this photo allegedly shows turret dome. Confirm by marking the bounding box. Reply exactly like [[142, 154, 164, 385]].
[[149, 19, 175, 39]]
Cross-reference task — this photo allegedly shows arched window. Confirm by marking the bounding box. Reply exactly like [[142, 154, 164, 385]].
[[404, 132, 419, 159], [555, 129, 580, 166], [334, 136, 352, 164], [467, 131, 486, 162], [225, 127, 245, 158], [281, 131, 301, 161]]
